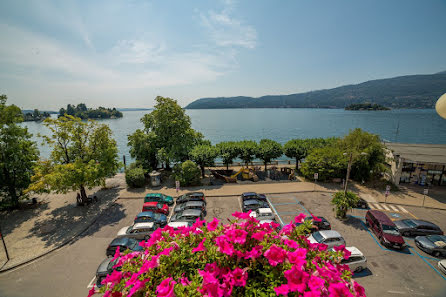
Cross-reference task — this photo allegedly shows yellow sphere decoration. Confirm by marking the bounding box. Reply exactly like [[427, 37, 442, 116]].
[[436, 93, 446, 119]]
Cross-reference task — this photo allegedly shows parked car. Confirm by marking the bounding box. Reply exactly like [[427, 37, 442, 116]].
[[117, 222, 156, 240], [249, 208, 275, 221], [174, 201, 206, 214], [168, 221, 193, 229], [365, 210, 405, 249], [176, 192, 206, 205], [106, 237, 143, 257], [170, 209, 204, 223], [241, 192, 267, 202], [415, 235, 446, 257], [394, 219, 444, 237], [144, 193, 174, 206], [96, 257, 120, 287], [296, 216, 331, 232], [308, 230, 346, 248], [355, 198, 369, 209], [142, 202, 169, 215], [438, 259, 446, 275], [333, 246, 367, 273], [134, 211, 167, 226], [242, 199, 269, 212]]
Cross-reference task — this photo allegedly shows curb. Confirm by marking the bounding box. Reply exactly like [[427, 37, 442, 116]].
[[0, 196, 120, 274]]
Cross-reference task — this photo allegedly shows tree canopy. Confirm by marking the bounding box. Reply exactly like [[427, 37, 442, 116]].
[[27, 116, 119, 204], [256, 139, 282, 171], [283, 139, 307, 170], [236, 140, 258, 167], [189, 145, 218, 177], [216, 141, 240, 170], [0, 95, 39, 207]]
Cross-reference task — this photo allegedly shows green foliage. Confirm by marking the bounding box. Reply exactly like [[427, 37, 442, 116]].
[[128, 129, 157, 171], [331, 191, 360, 218], [256, 139, 283, 170], [27, 116, 120, 203], [0, 95, 39, 207], [283, 139, 307, 169], [216, 141, 240, 170], [59, 103, 123, 119], [174, 160, 201, 186], [301, 146, 347, 181], [236, 140, 258, 167], [189, 145, 218, 177], [132, 96, 204, 170], [125, 165, 146, 188]]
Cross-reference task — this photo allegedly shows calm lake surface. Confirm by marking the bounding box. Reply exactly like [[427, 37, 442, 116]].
[[23, 109, 446, 161]]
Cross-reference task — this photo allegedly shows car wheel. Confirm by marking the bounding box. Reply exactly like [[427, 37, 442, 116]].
[[403, 231, 410, 237], [379, 237, 385, 246], [433, 251, 441, 257], [355, 266, 363, 272]]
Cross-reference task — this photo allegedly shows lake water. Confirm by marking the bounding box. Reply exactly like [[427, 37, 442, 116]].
[[22, 109, 446, 161]]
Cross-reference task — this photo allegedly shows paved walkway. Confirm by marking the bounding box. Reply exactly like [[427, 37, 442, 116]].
[[1, 173, 445, 272]]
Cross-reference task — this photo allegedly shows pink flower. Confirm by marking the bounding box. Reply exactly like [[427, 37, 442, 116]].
[[252, 231, 266, 241], [200, 282, 224, 297], [198, 269, 219, 284], [333, 245, 351, 260], [311, 213, 322, 222], [264, 244, 286, 266], [137, 255, 159, 276], [353, 281, 366, 297], [328, 282, 354, 297], [112, 246, 120, 262], [230, 267, 248, 287], [227, 228, 248, 244], [87, 285, 95, 297], [125, 273, 139, 288], [281, 223, 295, 236], [103, 270, 123, 285], [284, 265, 309, 293], [159, 246, 174, 256], [179, 275, 191, 286], [287, 249, 307, 268], [294, 213, 307, 224], [245, 245, 263, 259], [193, 218, 207, 229], [283, 239, 299, 249], [192, 238, 207, 253], [274, 284, 289, 296], [128, 279, 149, 297], [304, 291, 321, 297], [204, 262, 222, 277], [215, 236, 235, 256], [156, 277, 176, 297], [308, 275, 326, 291], [232, 211, 252, 219], [207, 218, 220, 231]]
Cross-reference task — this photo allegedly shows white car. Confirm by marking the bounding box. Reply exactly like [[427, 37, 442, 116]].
[[439, 259, 446, 275], [331, 246, 367, 272], [117, 222, 155, 240], [249, 208, 275, 221], [308, 230, 346, 248], [167, 221, 191, 229]]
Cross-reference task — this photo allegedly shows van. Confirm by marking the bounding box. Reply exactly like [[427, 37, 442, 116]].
[[365, 210, 405, 249]]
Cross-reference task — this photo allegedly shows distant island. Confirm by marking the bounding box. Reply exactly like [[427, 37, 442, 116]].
[[345, 103, 390, 111], [23, 109, 51, 122], [117, 108, 152, 111], [59, 103, 123, 119], [186, 71, 446, 109]]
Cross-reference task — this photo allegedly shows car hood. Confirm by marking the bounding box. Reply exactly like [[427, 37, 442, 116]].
[[117, 226, 129, 236], [415, 236, 436, 249], [308, 235, 317, 244], [165, 196, 173, 202], [174, 205, 182, 213], [383, 233, 405, 244], [157, 214, 167, 222], [96, 258, 112, 276], [394, 221, 409, 230]]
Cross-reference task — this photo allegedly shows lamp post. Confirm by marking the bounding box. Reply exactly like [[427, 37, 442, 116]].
[[343, 151, 367, 195]]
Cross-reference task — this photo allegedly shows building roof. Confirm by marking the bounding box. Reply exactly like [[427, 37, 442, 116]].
[[385, 142, 446, 164]]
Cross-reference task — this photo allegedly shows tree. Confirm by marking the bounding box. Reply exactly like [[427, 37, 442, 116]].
[[136, 96, 204, 169], [190, 145, 218, 177], [128, 129, 158, 171], [173, 160, 201, 186], [236, 140, 258, 167], [256, 139, 283, 171], [27, 116, 120, 204], [331, 191, 360, 219], [283, 139, 307, 170], [300, 146, 347, 181], [216, 141, 239, 170], [0, 95, 39, 207]]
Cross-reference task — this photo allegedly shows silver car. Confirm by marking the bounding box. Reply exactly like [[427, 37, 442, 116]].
[[117, 222, 156, 240], [337, 246, 367, 272], [415, 235, 446, 257], [308, 230, 346, 248], [174, 201, 206, 214]]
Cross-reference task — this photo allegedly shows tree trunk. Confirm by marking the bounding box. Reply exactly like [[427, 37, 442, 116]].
[[166, 160, 171, 170], [226, 163, 229, 171], [8, 185, 18, 208], [264, 162, 267, 172], [80, 185, 88, 204], [296, 157, 299, 170], [200, 165, 205, 178]]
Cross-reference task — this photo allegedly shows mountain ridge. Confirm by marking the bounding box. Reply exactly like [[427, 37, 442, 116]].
[[186, 72, 446, 109]]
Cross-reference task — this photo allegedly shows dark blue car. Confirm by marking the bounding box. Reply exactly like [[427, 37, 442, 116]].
[[134, 211, 167, 226]]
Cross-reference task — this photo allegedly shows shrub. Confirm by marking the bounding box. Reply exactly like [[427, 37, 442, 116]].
[[125, 166, 146, 188], [174, 160, 201, 186], [94, 212, 366, 297], [331, 191, 360, 219], [301, 147, 347, 181]]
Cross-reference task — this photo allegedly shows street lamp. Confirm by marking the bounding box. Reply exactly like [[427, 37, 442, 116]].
[[343, 151, 367, 194], [436, 93, 446, 119]]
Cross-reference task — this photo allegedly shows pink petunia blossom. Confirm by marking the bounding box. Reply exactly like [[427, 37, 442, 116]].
[[264, 244, 286, 266], [244, 245, 263, 259], [232, 211, 252, 219], [156, 277, 176, 297], [159, 246, 175, 256], [87, 285, 95, 297], [193, 218, 207, 229], [200, 282, 224, 297], [112, 246, 120, 262], [103, 270, 123, 286], [304, 291, 322, 297], [283, 239, 299, 249], [198, 269, 219, 285], [280, 223, 295, 236], [287, 249, 307, 268], [230, 267, 248, 287], [274, 284, 290, 296], [192, 238, 207, 253], [294, 213, 307, 224], [207, 218, 220, 231], [204, 262, 222, 277], [179, 275, 191, 286], [328, 282, 354, 297], [252, 231, 266, 241], [227, 228, 248, 244], [137, 255, 159, 276], [353, 281, 366, 297], [308, 275, 326, 291], [128, 279, 149, 297], [284, 265, 309, 293], [215, 236, 235, 256], [311, 213, 322, 222]]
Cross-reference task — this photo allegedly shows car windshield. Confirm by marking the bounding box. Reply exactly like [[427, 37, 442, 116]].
[[427, 235, 446, 245], [312, 232, 324, 243], [404, 220, 417, 228], [382, 225, 400, 236]]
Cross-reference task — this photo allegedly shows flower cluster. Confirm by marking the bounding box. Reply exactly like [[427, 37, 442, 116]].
[[92, 212, 366, 297]]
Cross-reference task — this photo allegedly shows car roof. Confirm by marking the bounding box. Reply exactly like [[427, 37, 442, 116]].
[[184, 192, 204, 197], [318, 230, 342, 239], [345, 246, 363, 257], [244, 199, 262, 205], [182, 209, 202, 216], [258, 208, 272, 214], [184, 201, 205, 206], [242, 192, 258, 196], [168, 222, 190, 228], [110, 237, 131, 246], [367, 210, 395, 226], [259, 219, 275, 224], [408, 219, 440, 228], [133, 222, 154, 229], [145, 193, 162, 197], [136, 211, 155, 217]]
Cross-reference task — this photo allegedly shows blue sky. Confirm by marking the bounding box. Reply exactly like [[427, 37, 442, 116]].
[[1, 0, 446, 110]]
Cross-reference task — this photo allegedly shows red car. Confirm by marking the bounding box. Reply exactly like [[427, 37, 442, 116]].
[[365, 210, 405, 249], [142, 202, 169, 215]]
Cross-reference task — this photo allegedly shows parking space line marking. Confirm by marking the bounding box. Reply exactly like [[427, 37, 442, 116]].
[[420, 255, 440, 262], [273, 202, 301, 206], [381, 204, 390, 211], [266, 197, 285, 226], [399, 206, 408, 213], [87, 276, 96, 288], [237, 197, 243, 213], [388, 205, 399, 212], [409, 247, 446, 281], [278, 211, 304, 215], [373, 203, 383, 210], [292, 197, 311, 215]]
